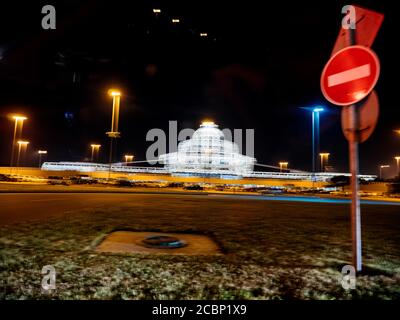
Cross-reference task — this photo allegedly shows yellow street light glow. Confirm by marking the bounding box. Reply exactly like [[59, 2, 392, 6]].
[[90, 144, 101, 162], [12, 115, 27, 121], [319, 153, 330, 157], [38, 150, 47, 154], [395, 129, 400, 135], [172, 18, 180, 23], [200, 33, 208, 37], [279, 162, 288, 172], [108, 89, 121, 97], [17, 140, 29, 146], [153, 8, 161, 13], [124, 154, 134, 162], [395, 156, 400, 161]]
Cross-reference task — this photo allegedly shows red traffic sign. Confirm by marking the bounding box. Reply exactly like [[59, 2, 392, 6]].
[[321, 45, 380, 106], [341, 90, 379, 143], [332, 6, 384, 56]]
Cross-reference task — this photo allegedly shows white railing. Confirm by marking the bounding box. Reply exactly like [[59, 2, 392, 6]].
[[41, 161, 376, 182]]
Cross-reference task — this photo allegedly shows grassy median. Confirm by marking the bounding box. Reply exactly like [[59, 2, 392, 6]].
[[1, 195, 400, 299]]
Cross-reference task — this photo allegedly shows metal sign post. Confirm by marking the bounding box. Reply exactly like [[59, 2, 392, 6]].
[[321, 7, 383, 271], [348, 28, 362, 271]]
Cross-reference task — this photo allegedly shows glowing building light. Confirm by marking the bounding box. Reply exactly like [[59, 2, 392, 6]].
[[159, 122, 256, 177], [172, 18, 180, 23], [153, 8, 161, 13], [200, 33, 208, 37]]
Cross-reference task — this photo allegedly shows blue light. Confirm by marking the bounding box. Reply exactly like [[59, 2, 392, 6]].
[[313, 107, 324, 112]]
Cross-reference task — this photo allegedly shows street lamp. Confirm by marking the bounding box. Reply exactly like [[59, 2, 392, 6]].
[[124, 154, 134, 164], [279, 162, 288, 172], [395, 156, 400, 177], [106, 89, 122, 151], [106, 89, 122, 180], [319, 153, 330, 172], [10, 115, 27, 169], [90, 144, 101, 162], [301, 106, 324, 173], [16, 141, 29, 168], [38, 150, 47, 168], [379, 165, 390, 180]]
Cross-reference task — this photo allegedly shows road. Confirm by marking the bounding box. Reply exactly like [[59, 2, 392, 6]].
[[1, 192, 399, 225]]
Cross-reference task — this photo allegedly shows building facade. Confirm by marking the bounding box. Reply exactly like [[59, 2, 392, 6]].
[[159, 122, 256, 177]]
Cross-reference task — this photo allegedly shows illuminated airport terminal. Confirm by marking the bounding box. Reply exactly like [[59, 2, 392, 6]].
[[42, 122, 376, 181], [158, 122, 255, 177], [41, 122, 376, 182]]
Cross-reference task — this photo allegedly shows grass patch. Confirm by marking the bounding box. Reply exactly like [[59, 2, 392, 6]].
[[1, 195, 400, 299]]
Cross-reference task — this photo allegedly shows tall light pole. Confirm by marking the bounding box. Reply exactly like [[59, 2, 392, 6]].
[[394, 156, 400, 177], [312, 107, 324, 172], [10, 115, 27, 171], [124, 154, 134, 164], [279, 162, 288, 172], [106, 89, 122, 180], [16, 141, 29, 168], [319, 153, 330, 172], [379, 165, 390, 180], [301, 106, 324, 173], [90, 144, 101, 162], [38, 150, 47, 168]]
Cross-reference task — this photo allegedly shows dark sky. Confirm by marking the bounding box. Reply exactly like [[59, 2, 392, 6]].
[[0, 0, 398, 175]]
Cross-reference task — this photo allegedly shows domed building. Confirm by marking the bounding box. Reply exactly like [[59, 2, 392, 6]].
[[159, 122, 256, 177]]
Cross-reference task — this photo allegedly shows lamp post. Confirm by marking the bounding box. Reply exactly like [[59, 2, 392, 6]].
[[394, 156, 400, 177], [300, 106, 324, 173], [38, 150, 47, 168], [319, 153, 330, 172], [312, 107, 324, 172], [10, 115, 27, 171], [279, 162, 288, 172], [90, 144, 101, 162], [106, 89, 122, 180], [124, 154, 134, 164], [379, 165, 390, 180], [16, 141, 29, 168]]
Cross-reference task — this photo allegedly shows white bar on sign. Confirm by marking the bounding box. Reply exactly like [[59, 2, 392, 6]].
[[327, 64, 371, 87]]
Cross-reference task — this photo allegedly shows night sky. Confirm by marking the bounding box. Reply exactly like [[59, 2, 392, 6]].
[[0, 0, 398, 175]]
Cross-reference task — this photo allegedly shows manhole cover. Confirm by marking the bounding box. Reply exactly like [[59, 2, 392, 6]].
[[142, 235, 187, 249], [95, 231, 221, 255]]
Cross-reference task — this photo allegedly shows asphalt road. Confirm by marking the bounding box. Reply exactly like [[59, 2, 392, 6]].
[[1, 192, 399, 225]]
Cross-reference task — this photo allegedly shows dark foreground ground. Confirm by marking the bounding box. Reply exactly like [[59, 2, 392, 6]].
[[1, 192, 399, 299]]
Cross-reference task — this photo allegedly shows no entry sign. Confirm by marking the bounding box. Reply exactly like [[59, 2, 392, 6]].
[[321, 45, 380, 106]]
